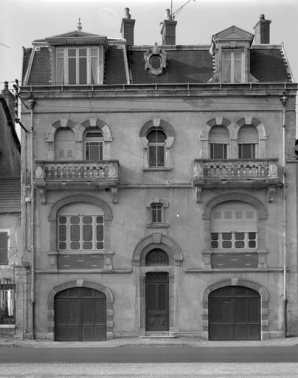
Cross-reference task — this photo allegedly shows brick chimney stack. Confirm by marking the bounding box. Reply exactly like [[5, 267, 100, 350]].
[[120, 8, 135, 46], [254, 14, 271, 44], [161, 9, 177, 45]]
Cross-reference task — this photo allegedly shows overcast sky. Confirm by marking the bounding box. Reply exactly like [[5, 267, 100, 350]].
[[1, 0, 298, 88]]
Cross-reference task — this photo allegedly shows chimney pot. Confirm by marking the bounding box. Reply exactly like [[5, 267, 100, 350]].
[[124, 7, 131, 19], [165, 9, 172, 20]]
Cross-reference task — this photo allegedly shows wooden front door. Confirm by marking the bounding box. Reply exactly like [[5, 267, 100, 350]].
[[55, 287, 106, 341], [208, 286, 261, 340], [145, 273, 169, 332]]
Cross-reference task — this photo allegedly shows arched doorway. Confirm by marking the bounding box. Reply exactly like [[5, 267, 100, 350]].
[[55, 287, 106, 341], [208, 286, 261, 340]]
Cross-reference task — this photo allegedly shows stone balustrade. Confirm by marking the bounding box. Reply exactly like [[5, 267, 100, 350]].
[[35, 160, 119, 182], [193, 158, 279, 181]]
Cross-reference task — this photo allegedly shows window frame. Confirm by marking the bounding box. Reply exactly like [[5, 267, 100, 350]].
[[58, 214, 104, 252], [222, 50, 245, 84], [147, 129, 167, 168], [84, 130, 104, 161], [210, 143, 227, 160], [0, 232, 8, 265], [211, 231, 257, 250], [56, 46, 100, 85], [238, 143, 256, 159]]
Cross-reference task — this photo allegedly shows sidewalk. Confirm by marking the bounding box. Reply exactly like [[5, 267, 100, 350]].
[[1, 335, 298, 348]]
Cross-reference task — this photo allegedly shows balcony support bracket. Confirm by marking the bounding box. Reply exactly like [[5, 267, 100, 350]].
[[111, 187, 118, 203], [195, 187, 202, 203], [267, 186, 276, 203]]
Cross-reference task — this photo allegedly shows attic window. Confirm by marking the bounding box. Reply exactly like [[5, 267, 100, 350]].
[[56, 47, 100, 85], [222, 51, 245, 83], [144, 43, 167, 77]]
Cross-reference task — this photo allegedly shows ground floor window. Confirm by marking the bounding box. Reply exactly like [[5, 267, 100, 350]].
[[0, 280, 15, 324]]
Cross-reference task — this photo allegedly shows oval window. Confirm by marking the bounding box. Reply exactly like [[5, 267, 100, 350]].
[[150, 55, 162, 70]]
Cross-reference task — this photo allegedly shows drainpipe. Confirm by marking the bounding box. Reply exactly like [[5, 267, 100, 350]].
[[27, 97, 36, 339], [280, 92, 288, 337]]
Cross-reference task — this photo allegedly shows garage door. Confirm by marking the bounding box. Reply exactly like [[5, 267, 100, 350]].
[[208, 286, 260, 340], [55, 287, 106, 341]]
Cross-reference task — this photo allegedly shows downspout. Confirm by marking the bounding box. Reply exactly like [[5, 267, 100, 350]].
[[280, 92, 288, 337], [27, 97, 36, 339]]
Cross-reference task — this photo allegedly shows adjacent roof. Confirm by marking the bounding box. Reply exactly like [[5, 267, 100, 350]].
[[0, 178, 21, 213]]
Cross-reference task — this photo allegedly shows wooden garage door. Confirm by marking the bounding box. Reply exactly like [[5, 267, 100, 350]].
[[208, 286, 260, 340], [55, 287, 106, 341]]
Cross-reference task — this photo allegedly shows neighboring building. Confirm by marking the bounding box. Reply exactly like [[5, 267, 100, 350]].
[[19, 10, 298, 341], [0, 83, 22, 337]]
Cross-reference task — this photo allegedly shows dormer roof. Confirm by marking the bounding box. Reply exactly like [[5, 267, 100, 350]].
[[45, 30, 108, 48], [212, 25, 254, 44]]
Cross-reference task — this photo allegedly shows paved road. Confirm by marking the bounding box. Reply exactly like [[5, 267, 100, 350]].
[[1, 362, 298, 377], [1, 346, 298, 363]]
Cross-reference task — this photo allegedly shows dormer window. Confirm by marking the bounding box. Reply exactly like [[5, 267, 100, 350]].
[[56, 47, 99, 84], [222, 51, 244, 83]]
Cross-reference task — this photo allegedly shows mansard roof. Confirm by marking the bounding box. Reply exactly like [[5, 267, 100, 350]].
[[21, 27, 293, 85]]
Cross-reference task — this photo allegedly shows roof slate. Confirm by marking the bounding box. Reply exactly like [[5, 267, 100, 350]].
[[104, 46, 127, 85], [28, 48, 51, 85], [0, 178, 21, 213]]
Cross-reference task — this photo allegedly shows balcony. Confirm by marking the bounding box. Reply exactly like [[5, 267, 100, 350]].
[[34, 160, 120, 203], [193, 158, 281, 202]]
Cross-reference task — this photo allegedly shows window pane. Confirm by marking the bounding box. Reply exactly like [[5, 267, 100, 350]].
[[91, 56, 98, 84], [68, 50, 76, 84], [59, 216, 67, 224], [59, 242, 66, 250], [59, 225, 67, 241], [83, 225, 92, 241], [70, 241, 80, 250], [97, 225, 103, 241], [248, 241, 256, 248], [97, 241, 104, 249], [235, 241, 245, 248], [150, 55, 161, 69], [97, 216, 103, 224], [149, 146, 157, 167], [222, 233, 232, 249], [239, 144, 255, 159], [152, 204, 162, 223], [222, 241, 232, 248], [83, 242, 92, 250], [157, 146, 165, 166], [70, 225, 80, 241], [56, 49, 64, 84], [83, 216, 92, 224], [210, 144, 227, 159], [235, 232, 244, 240], [79, 56, 87, 84], [222, 53, 231, 83], [211, 241, 218, 248], [70, 216, 80, 224]]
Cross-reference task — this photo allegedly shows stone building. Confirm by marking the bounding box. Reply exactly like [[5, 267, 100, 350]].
[[0, 83, 22, 337], [19, 10, 298, 341]]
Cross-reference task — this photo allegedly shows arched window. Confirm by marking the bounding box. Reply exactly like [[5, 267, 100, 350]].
[[57, 203, 104, 251], [84, 129, 103, 161], [211, 202, 257, 250], [54, 128, 75, 161], [238, 126, 258, 159], [145, 249, 169, 266], [147, 129, 167, 167], [209, 126, 229, 159]]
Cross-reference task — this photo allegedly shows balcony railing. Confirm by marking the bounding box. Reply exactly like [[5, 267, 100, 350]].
[[34, 161, 120, 203], [35, 160, 119, 183], [193, 158, 279, 183]]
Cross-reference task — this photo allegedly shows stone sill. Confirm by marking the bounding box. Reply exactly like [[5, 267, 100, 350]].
[[0, 325, 15, 329]]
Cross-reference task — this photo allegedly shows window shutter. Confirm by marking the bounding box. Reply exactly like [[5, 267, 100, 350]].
[[54, 129, 75, 161], [238, 126, 258, 144], [209, 126, 229, 144], [0, 232, 8, 265]]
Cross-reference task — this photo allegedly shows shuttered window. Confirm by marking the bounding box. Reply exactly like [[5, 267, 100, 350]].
[[211, 202, 257, 250], [238, 126, 258, 159], [0, 233, 8, 265], [54, 129, 75, 161], [209, 126, 229, 159]]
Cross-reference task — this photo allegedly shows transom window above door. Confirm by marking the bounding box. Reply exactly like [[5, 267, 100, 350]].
[[56, 47, 100, 84], [84, 130, 103, 161]]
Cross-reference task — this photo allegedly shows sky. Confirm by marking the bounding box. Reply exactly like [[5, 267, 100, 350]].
[[1, 0, 298, 88]]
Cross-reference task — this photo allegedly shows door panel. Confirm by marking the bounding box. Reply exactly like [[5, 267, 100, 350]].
[[145, 273, 169, 332], [55, 287, 106, 341], [208, 286, 260, 340]]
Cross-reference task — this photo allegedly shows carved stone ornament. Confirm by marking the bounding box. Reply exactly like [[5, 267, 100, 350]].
[[144, 42, 167, 77]]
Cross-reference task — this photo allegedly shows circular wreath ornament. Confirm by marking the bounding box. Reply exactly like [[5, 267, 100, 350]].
[[144, 42, 167, 77]]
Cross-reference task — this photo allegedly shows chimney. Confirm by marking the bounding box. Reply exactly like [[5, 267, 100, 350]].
[[254, 14, 271, 44], [161, 9, 177, 45], [120, 8, 135, 46]]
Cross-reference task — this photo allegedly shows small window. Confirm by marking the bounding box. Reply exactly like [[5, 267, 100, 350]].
[[0, 232, 8, 265], [151, 203, 163, 223], [84, 131, 103, 161], [147, 129, 167, 167], [222, 51, 244, 83]]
